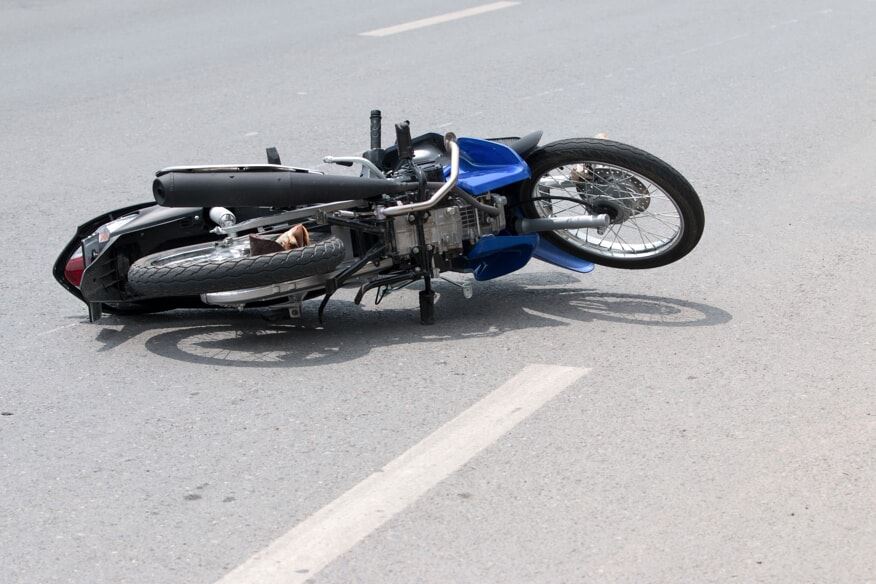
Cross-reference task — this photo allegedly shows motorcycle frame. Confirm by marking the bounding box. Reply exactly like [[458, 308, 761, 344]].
[[55, 120, 601, 323]]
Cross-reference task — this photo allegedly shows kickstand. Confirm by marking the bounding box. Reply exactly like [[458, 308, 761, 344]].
[[317, 291, 333, 326], [318, 243, 386, 325]]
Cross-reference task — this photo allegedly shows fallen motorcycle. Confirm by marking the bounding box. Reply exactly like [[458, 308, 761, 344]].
[[54, 111, 704, 324]]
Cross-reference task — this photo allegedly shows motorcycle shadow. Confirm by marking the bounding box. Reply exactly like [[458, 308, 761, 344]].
[[93, 272, 732, 368]]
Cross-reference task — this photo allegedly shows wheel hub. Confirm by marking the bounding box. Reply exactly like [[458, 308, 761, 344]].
[[571, 165, 650, 224]]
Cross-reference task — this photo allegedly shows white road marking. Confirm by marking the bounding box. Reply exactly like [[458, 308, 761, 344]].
[[216, 363, 588, 584], [359, 1, 521, 37]]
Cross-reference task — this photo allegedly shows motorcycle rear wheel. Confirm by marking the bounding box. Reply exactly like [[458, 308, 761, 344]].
[[521, 139, 704, 269], [127, 233, 345, 298]]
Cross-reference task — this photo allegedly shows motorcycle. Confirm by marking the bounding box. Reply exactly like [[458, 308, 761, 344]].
[[54, 110, 704, 325]]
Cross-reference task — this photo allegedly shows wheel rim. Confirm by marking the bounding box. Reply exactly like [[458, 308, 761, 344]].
[[531, 162, 685, 260], [147, 237, 252, 268]]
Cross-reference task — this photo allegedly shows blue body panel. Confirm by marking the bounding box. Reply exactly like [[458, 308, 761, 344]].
[[453, 135, 595, 276], [465, 234, 540, 281], [532, 239, 596, 273], [447, 137, 531, 195]]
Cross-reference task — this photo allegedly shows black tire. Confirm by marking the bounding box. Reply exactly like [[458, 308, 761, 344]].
[[521, 139, 704, 269], [127, 235, 345, 298]]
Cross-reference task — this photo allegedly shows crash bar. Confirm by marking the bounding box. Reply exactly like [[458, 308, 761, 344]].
[[380, 133, 460, 218]]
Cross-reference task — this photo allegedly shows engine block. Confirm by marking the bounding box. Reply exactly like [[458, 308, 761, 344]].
[[390, 196, 505, 256]]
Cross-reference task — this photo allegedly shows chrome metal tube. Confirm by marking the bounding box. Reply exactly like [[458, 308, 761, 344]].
[[155, 163, 319, 176], [200, 258, 395, 305], [451, 187, 501, 217], [380, 134, 460, 218], [322, 156, 386, 179], [516, 214, 611, 233], [208, 206, 237, 227], [215, 199, 363, 235]]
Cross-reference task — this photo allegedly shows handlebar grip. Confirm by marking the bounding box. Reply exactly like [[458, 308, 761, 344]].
[[395, 121, 414, 161], [370, 110, 382, 149]]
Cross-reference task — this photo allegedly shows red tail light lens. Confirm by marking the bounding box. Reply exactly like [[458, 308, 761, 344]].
[[64, 249, 85, 288], [62, 213, 138, 289]]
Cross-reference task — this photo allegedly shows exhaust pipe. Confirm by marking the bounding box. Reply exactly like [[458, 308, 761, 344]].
[[153, 171, 413, 208], [516, 214, 611, 233]]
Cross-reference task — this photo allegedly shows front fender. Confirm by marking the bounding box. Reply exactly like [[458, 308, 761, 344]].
[[532, 238, 595, 273], [507, 203, 596, 274]]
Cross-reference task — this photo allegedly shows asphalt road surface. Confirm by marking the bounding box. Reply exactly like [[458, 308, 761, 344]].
[[2, 1, 874, 583]]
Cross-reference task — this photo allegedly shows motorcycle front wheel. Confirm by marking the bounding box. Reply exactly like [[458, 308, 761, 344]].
[[520, 139, 704, 269], [127, 233, 345, 298]]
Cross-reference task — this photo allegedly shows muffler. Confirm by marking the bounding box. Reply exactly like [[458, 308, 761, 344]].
[[153, 170, 413, 208]]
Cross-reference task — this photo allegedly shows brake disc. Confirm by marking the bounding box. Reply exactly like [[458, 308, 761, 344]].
[[571, 164, 650, 223]]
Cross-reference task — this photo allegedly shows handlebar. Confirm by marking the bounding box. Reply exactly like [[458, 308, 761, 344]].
[[370, 110, 382, 149], [395, 121, 414, 161]]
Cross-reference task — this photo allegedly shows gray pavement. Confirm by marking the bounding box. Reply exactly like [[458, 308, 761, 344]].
[[1, 1, 874, 583]]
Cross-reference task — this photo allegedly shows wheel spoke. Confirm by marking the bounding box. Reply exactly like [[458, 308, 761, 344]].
[[628, 217, 655, 249], [627, 217, 672, 241], [531, 160, 685, 259]]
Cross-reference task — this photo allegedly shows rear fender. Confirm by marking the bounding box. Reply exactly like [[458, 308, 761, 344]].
[[56, 204, 207, 303], [53, 201, 156, 302]]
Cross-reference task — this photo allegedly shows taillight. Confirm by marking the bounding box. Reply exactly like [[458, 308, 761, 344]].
[[62, 212, 138, 288], [64, 248, 85, 288]]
